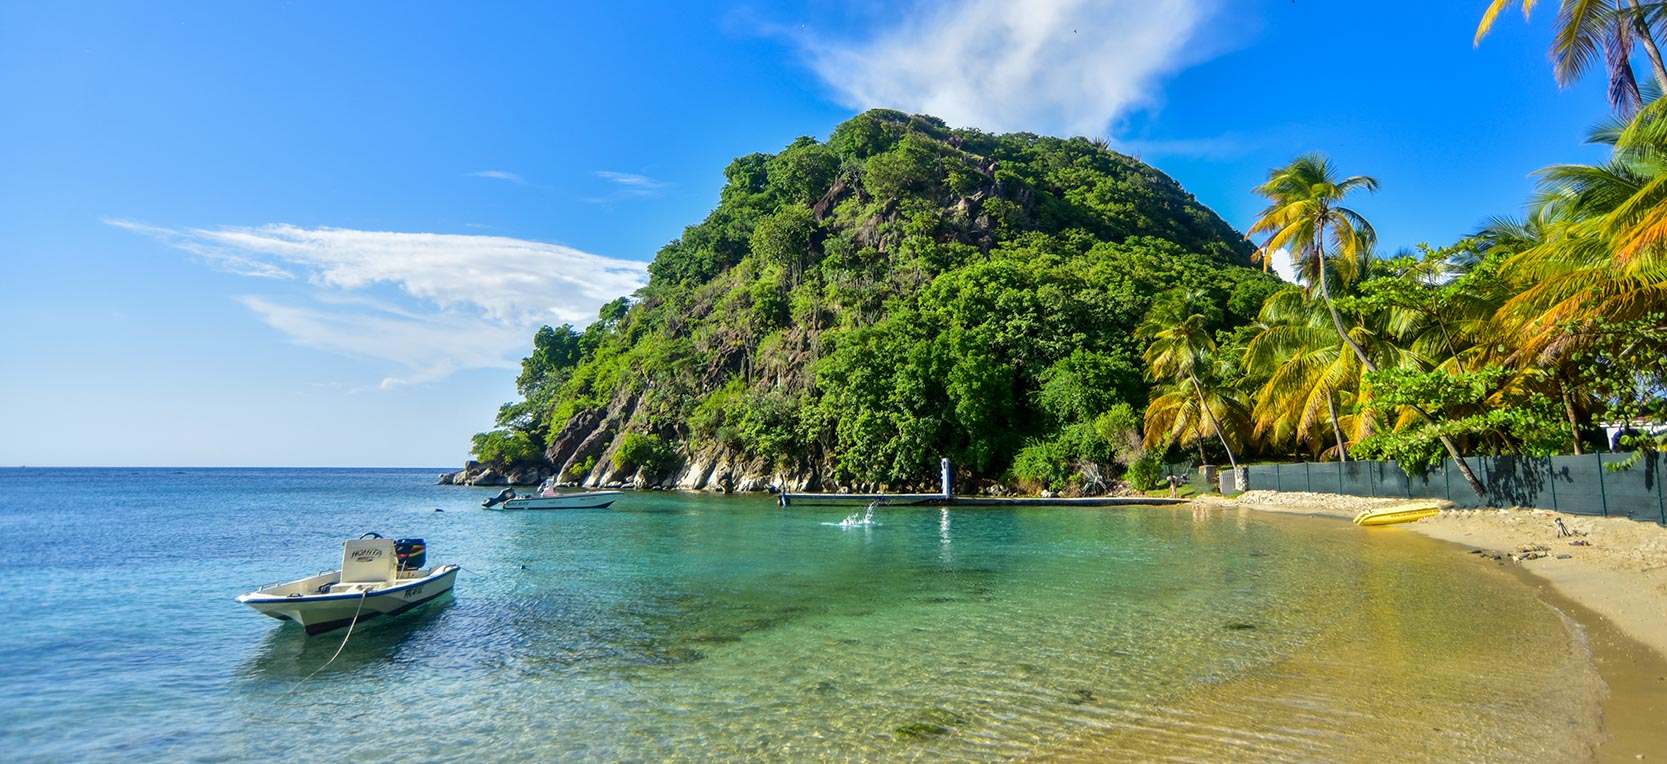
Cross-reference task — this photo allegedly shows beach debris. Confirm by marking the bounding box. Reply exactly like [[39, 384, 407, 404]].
[[1570, 539, 1591, 546], [1555, 554, 1572, 559], [1224, 622, 1257, 631]]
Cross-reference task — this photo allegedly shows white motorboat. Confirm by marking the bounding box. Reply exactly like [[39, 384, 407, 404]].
[[236, 534, 459, 635], [482, 480, 621, 510]]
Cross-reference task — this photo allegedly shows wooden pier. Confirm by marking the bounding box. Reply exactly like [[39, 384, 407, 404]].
[[776, 492, 1186, 507]]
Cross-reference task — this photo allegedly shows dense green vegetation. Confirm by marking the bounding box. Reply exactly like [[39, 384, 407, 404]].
[[1127, 2, 1667, 494], [475, 5, 1667, 495], [473, 110, 1274, 491]]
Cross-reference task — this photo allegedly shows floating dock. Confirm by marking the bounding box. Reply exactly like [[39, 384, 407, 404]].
[[776, 492, 1186, 507], [776, 459, 1190, 507]]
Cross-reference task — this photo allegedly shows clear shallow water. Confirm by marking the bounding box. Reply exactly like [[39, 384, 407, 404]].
[[0, 468, 1606, 762]]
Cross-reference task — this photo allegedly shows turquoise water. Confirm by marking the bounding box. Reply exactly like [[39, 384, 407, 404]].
[[0, 468, 1605, 761]]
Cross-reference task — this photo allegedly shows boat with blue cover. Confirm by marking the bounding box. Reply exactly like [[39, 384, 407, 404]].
[[482, 478, 621, 510]]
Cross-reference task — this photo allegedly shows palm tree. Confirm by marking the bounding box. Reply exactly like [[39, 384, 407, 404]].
[[1245, 288, 1367, 461], [1495, 103, 1667, 451], [1250, 155, 1490, 497], [1497, 113, 1666, 358], [1475, 0, 1667, 114], [1138, 289, 1244, 473], [1248, 154, 1379, 361], [1144, 378, 1249, 469], [1472, 214, 1595, 453]]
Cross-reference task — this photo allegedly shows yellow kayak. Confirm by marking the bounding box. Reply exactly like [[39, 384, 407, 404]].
[[1353, 502, 1441, 526]]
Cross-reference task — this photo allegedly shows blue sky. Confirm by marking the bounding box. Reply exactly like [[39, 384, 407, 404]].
[[0, 1, 1616, 467]]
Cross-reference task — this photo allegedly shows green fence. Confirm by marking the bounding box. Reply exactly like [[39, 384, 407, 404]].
[[1245, 453, 1667, 524]]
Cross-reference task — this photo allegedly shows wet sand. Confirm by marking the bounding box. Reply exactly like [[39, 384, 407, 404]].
[[1212, 491, 1667, 761]]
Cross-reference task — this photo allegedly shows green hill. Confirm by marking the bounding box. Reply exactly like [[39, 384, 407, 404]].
[[469, 109, 1279, 493]]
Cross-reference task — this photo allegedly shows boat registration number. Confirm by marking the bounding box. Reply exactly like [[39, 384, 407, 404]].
[[404, 585, 425, 599]]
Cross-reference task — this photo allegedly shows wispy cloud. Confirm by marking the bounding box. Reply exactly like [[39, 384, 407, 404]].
[[112, 221, 648, 388], [585, 171, 670, 204], [596, 170, 668, 190], [1120, 133, 1252, 161], [467, 170, 526, 184], [107, 218, 298, 279], [799, 0, 1220, 137]]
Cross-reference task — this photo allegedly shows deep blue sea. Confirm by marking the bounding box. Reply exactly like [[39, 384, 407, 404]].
[[0, 468, 1608, 761]]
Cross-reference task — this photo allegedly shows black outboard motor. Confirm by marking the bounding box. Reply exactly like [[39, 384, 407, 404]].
[[394, 538, 426, 571], [481, 487, 516, 508]]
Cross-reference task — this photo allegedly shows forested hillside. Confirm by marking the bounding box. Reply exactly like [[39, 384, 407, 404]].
[[468, 109, 1279, 492]]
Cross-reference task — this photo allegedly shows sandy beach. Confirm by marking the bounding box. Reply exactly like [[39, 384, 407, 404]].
[[1207, 490, 1667, 761]]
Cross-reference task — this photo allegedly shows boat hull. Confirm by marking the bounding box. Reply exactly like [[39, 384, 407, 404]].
[[1354, 503, 1441, 526], [238, 565, 459, 635], [491, 491, 621, 510]]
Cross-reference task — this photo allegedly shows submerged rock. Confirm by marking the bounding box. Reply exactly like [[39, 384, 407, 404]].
[[895, 723, 950, 739], [894, 709, 967, 739]]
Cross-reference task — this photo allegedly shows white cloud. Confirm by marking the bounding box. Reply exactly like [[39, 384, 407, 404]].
[[801, 0, 1218, 137], [1267, 246, 1298, 285], [468, 170, 526, 184], [596, 171, 667, 190], [238, 295, 530, 390], [114, 221, 648, 387]]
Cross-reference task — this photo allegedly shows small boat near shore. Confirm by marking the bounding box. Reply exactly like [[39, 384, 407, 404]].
[[236, 534, 459, 635], [482, 480, 621, 510], [1354, 502, 1441, 526]]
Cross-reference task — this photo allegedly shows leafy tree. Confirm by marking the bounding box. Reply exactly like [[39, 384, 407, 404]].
[[767, 138, 840, 206], [471, 429, 541, 467], [751, 206, 819, 285], [1353, 366, 1569, 473]]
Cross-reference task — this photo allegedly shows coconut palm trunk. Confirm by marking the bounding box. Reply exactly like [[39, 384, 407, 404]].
[[1189, 373, 1240, 472], [1327, 394, 1349, 462], [1627, 0, 1667, 89], [1560, 377, 1585, 455]]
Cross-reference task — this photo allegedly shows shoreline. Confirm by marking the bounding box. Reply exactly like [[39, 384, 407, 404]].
[[1204, 491, 1667, 760]]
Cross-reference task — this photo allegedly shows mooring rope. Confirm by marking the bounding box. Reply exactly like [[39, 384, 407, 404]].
[[284, 587, 370, 697]]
